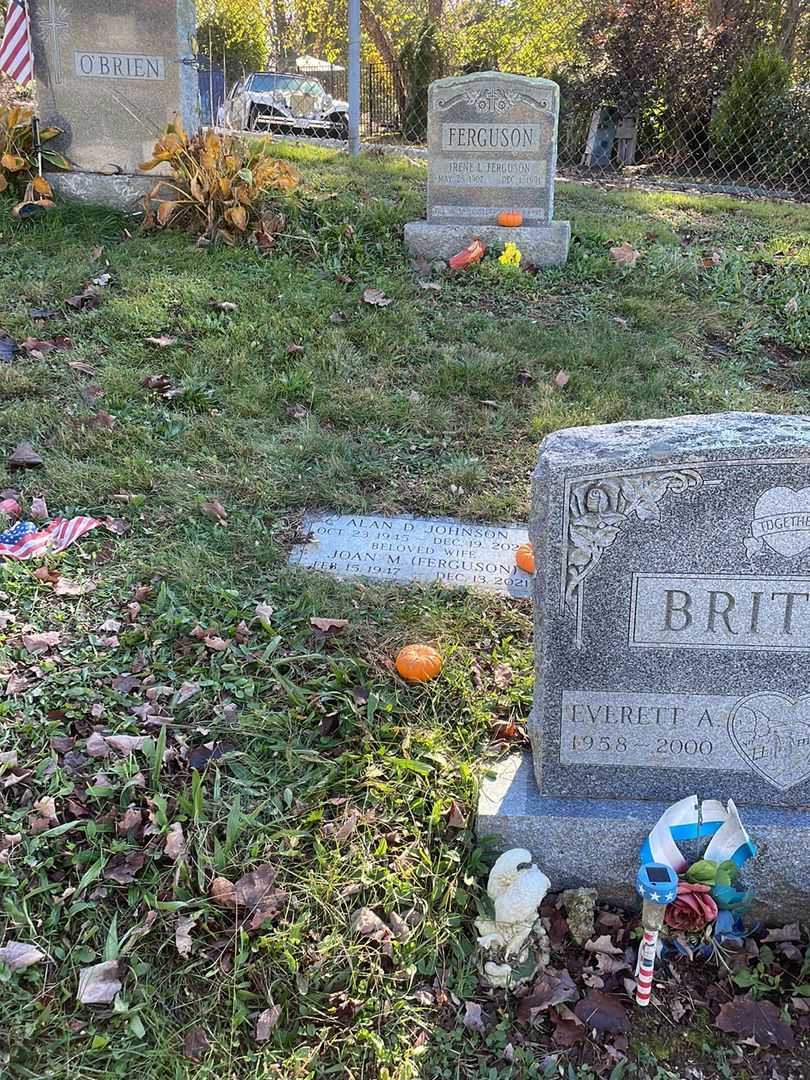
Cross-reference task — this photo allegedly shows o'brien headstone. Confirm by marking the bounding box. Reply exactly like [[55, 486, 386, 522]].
[[31, 0, 200, 198], [290, 513, 530, 597], [404, 72, 570, 266], [478, 414, 810, 919]]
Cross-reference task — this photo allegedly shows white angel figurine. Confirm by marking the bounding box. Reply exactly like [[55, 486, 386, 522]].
[[475, 848, 551, 965]]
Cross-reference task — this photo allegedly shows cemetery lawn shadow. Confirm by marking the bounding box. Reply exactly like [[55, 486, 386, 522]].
[[0, 143, 807, 1078]]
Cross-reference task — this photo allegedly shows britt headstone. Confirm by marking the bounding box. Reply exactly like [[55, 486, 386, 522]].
[[290, 512, 530, 597], [31, 0, 200, 205], [404, 72, 570, 266], [478, 413, 810, 918]]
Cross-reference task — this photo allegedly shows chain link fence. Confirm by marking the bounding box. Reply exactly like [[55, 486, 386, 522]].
[[2, 0, 808, 198], [193, 0, 809, 199]]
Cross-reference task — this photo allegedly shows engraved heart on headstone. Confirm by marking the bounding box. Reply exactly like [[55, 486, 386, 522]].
[[752, 487, 810, 557], [728, 692, 810, 791]]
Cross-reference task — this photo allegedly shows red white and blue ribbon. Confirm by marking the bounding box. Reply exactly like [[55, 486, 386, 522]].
[[640, 795, 757, 873]]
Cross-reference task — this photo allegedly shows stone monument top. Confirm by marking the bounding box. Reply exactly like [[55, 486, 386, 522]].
[[31, 0, 200, 203], [405, 71, 570, 267], [479, 412, 810, 918]]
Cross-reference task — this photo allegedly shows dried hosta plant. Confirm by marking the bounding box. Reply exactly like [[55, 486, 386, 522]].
[[140, 118, 299, 247], [0, 105, 70, 216]]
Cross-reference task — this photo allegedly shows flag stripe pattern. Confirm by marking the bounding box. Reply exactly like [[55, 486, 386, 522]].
[[0, 517, 100, 559], [0, 0, 33, 86]]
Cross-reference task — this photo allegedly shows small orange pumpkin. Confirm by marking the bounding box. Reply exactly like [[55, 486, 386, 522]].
[[515, 542, 535, 574], [497, 211, 523, 228], [395, 644, 443, 682]]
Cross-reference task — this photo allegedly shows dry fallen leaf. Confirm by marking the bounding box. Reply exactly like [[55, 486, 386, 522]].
[[201, 499, 227, 525], [310, 617, 349, 635], [141, 374, 181, 398], [77, 959, 121, 1004], [23, 631, 61, 655], [183, 1026, 210, 1062], [203, 634, 227, 652], [7, 442, 44, 469], [0, 940, 46, 972], [117, 806, 143, 834], [164, 822, 187, 861], [54, 577, 97, 597], [584, 934, 623, 956], [255, 1005, 281, 1041], [446, 800, 467, 829], [784, 295, 799, 315], [211, 876, 236, 908], [175, 915, 195, 958], [609, 241, 640, 268], [362, 287, 393, 307], [463, 1001, 486, 1033], [103, 851, 145, 884], [29, 496, 48, 521], [715, 996, 794, 1049], [175, 680, 201, 706]]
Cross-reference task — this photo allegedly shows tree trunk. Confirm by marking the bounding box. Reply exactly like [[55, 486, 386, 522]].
[[360, 0, 408, 112], [777, 0, 803, 61]]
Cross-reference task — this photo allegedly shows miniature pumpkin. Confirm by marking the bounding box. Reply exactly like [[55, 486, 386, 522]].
[[395, 644, 443, 682], [515, 542, 535, 574], [497, 211, 523, 228]]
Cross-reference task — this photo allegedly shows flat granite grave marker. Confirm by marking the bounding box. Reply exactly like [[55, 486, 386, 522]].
[[404, 71, 570, 266], [31, 0, 200, 207], [478, 413, 810, 918], [290, 512, 530, 597]]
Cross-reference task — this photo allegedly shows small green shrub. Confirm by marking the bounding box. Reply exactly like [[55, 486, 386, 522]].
[[710, 47, 807, 179]]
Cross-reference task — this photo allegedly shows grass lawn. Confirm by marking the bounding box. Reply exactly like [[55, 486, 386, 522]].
[[0, 143, 808, 1079]]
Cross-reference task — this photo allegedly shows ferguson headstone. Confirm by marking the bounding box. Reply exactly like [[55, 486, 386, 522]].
[[31, 0, 200, 204], [478, 413, 810, 918], [404, 72, 570, 265]]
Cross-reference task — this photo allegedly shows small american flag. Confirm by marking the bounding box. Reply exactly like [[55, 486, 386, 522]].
[[0, 0, 33, 87], [0, 516, 100, 560]]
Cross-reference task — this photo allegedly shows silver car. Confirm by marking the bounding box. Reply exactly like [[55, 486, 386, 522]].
[[220, 72, 349, 139]]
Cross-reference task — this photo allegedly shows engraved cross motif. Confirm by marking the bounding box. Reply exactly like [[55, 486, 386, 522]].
[[38, 0, 69, 85]]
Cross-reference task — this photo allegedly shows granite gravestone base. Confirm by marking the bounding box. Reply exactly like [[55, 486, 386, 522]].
[[31, 0, 200, 210], [478, 413, 810, 919], [404, 72, 570, 267]]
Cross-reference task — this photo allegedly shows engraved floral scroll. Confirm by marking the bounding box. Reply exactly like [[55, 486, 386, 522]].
[[435, 88, 551, 113], [562, 469, 704, 647]]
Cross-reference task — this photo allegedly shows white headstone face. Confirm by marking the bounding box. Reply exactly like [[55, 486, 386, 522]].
[[427, 72, 560, 227], [31, 0, 200, 174], [290, 513, 531, 597]]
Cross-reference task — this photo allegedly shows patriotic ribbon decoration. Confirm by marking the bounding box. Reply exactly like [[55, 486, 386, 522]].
[[0, 0, 34, 87], [640, 795, 758, 873], [0, 516, 100, 559], [634, 796, 757, 1006]]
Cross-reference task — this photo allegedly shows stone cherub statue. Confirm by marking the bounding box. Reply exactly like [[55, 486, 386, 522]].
[[475, 848, 551, 989]]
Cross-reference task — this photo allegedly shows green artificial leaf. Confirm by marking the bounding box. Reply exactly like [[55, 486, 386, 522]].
[[685, 859, 718, 885], [715, 859, 741, 886]]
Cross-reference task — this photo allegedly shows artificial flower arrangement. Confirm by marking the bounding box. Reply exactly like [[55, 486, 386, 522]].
[[663, 856, 754, 957], [498, 241, 522, 268]]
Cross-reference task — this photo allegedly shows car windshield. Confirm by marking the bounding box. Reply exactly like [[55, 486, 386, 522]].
[[247, 74, 325, 95]]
